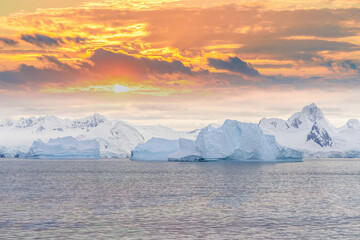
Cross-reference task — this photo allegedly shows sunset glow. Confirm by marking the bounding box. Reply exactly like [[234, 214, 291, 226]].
[[1, 0, 360, 129], [113, 84, 129, 93]]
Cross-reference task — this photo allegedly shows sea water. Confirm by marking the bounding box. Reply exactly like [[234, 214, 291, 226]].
[[1, 158, 360, 239]]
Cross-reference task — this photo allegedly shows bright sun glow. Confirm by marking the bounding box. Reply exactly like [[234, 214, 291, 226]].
[[113, 84, 129, 93]]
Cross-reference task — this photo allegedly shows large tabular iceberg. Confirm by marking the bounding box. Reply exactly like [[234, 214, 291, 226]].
[[131, 120, 303, 162], [25, 136, 100, 159], [168, 138, 201, 161], [130, 138, 179, 161]]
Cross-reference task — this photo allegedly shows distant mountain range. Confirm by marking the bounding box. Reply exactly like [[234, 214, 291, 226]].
[[0, 114, 198, 158], [1, 103, 360, 159]]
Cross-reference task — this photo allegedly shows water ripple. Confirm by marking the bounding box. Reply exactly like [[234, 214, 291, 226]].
[[1, 159, 360, 239]]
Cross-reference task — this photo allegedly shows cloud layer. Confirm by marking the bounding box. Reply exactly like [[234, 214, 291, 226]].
[[0, 1, 360, 128]]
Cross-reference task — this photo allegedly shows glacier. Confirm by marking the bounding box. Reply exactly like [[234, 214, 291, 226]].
[[131, 120, 303, 162], [25, 136, 100, 159]]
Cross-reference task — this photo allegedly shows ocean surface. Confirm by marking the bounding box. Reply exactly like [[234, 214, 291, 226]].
[[1, 159, 360, 239]]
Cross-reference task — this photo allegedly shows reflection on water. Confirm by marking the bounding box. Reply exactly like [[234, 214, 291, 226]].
[[1, 159, 360, 239]]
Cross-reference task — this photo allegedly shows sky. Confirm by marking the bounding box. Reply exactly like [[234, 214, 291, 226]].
[[0, 0, 360, 130]]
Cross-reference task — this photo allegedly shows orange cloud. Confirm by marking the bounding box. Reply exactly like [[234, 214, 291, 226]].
[[0, 0, 360, 128]]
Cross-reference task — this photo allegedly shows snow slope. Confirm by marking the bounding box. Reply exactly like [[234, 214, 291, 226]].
[[133, 124, 215, 141], [0, 114, 144, 158], [259, 103, 360, 157]]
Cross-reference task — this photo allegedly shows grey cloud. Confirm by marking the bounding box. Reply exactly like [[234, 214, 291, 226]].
[[0, 64, 79, 90], [279, 24, 360, 39], [238, 39, 359, 60], [21, 34, 64, 47], [252, 63, 293, 69], [342, 60, 358, 70], [323, 59, 359, 72], [0, 37, 18, 46], [210, 70, 360, 90], [21, 34, 86, 48], [140, 57, 192, 75], [210, 72, 250, 86], [65, 36, 86, 44], [37, 55, 75, 72], [208, 57, 261, 77], [90, 48, 195, 75]]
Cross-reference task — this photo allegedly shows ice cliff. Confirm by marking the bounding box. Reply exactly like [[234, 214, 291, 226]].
[[130, 138, 179, 161], [25, 136, 100, 159]]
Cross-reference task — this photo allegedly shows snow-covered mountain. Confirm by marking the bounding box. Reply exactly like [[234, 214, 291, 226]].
[[0, 114, 145, 158], [134, 125, 196, 141], [133, 123, 221, 141], [2, 103, 360, 159], [259, 103, 360, 157], [0, 114, 216, 158]]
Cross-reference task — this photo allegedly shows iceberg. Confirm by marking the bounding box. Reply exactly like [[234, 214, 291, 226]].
[[193, 120, 302, 161], [0, 145, 27, 158], [130, 138, 179, 161], [25, 136, 100, 159], [168, 138, 202, 161]]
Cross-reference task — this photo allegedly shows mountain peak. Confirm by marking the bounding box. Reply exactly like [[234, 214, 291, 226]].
[[82, 113, 108, 123], [90, 113, 106, 120], [306, 122, 333, 147], [346, 119, 360, 129], [308, 102, 318, 108], [301, 103, 324, 122], [302, 103, 320, 112], [71, 113, 108, 129], [38, 115, 61, 122]]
